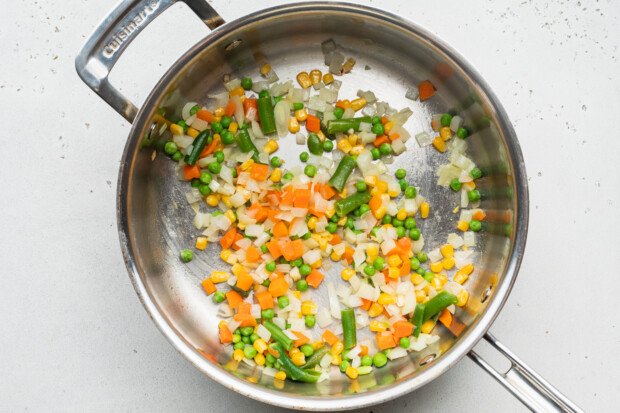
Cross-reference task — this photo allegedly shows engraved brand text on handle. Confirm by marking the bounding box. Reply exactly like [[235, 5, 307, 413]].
[[102, 0, 160, 58]]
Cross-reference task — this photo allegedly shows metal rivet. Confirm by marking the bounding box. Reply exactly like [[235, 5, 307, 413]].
[[481, 285, 493, 303], [419, 353, 436, 366], [224, 39, 243, 51]]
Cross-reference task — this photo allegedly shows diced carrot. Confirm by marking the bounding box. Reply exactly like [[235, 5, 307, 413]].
[[280, 187, 294, 206], [224, 100, 236, 117], [418, 80, 436, 101], [322, 329, 338, 346], [265, 240, 282, 259], [360, 298, 372, 311], [280, 239, 304, 261], [272, 221, 289, 238], [342, 246, 355, 264], [447, 317, 466, 336], [220, 227, 238, 249], [293, 188, 311, 208], [199, 133, 220, 157], [265, 209, 280, 222], [231, 232, 244, 250], [268, 276, 289, 297], [183, 165, 201, 181], [392, 320, 414, 339], [335, 100, 347, 110], [359, 345, 368, 356], [247, 204, 268, 222], [330, 234, 342, 245], [243, 98, 258, 120], [380, 116, 389, 125], [369, 194, 383, 215], [399, 259, 411, 276], [292, 331, 310, 347], [306, 114, 321, 133], [376, 331, 397, 350], [236, 272, 254, 291], [233, 312, 257, 327], [237, 301, 251, 314], [317, 183, 337, 200], [306, 270, 324, 288], [388, 133, 400, 142], [255, 290, 274, 309], [373, 135, 389, 147], [201, 278, 216, 295], [245, 245, 261, 263], [196, 109, 215, 122], [250, 163, 269, 181], [472, 209, 487, 221], [218, 323, 233, 344], [225, 290, 243, 309], [438, 309, 453, 328], [389, 237, 412, 255]]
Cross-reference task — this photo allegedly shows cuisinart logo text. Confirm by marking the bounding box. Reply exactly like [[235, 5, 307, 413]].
[[103, 0, 160, 58]]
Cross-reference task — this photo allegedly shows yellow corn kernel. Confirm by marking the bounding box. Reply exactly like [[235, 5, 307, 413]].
[[237, 222, 246, 231], [264, 139, 279, 154], [369, 320, 387, 332], [225, 210, 236, 224], [231, 263, 249, 278], [288, 117, 300, 133], [388, 267, 400, 279], [195, 237, 208, 251], [331, 341, 344, 356], [228, 122, 238, 133], [440, 244, 454, 258], [206, 194, 220, 207], [341, 267, 355, 281], [220, 195, 231, 209], [337, 139, 352, 153], [337, 216, 348, 226], [410, 273, 425, 285], [254, 353, 266, 366], [396, 209, 408, 221], [187, 127, 199, 138], [457, 220, 469, 232], [307, 216, 318, 230], [291, 351, 305, 366], [347, 134, 358, 145], [311, 259, 322, 269], [432, 136, 446, 153], [387, 255, 402, 268], [366, 245, 378, 259], [330, 354, 342, 366], [301, 301, 317, 315], [374, 205, 387, 220], [459, 263, 475, 276], [309, 69, 322, 85], [383, 121, 394, 134], [270, 168, 282, 183], [442, 257, 455, 270], [323, 73, 334, 85], [440, 126, 452, 141], [313, 340, 325, 350], [326, 207, 335, 218], [350, 97, 367, 111], [432, 277, 443, 290], [260, 63, 272, 76], [420, 202, 430, 218], [368, 302, 384, 318], [169, 123, 183, 136], [436, 273, 448, 285], [376, 181, 388, 193], [210, 271, 230, 283], [213, 116, 222, 123], [275, 371, 287, 381], [421, 320, 436, 334], [378, 293, 395, 305], [229, 86, 244, 97], [296, 71, 312, 88], [253, 338, 268, 354], [387, 188, 400, 198], [430, 261, 443, 273], [349, 145, 364, 156], [454, 272, 469, 285], [457, 289, 469, 306], [346, 366, 358, 380], [342, 57, 356, 73], [330, 251, 342, 261], [415, 290, 427, 303], [233, 349, 244, 361], [294, 108, 308, 122], [214, 107, 225, 117], [220, 249, 232, 261]]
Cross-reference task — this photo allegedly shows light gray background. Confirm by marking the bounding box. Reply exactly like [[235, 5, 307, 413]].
[[1, 0, 618, 411]]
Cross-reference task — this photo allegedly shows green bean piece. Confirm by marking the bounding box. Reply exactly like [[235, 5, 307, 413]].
[[422, 291, 458, 322], [307, 133, 323, 155], [300, 346, 329, 369], [184, 130, 211, 166], [234, 129, 260, 162], [413, 304, 425, 338], [270, 343, 319, 383], [257, 95, 276, 134], [328, 155, 357, 192], [263, 321, 294, 350], [326, 116, 372, 135], [335, 192, 372, 217], [341, 308, 357, 350]]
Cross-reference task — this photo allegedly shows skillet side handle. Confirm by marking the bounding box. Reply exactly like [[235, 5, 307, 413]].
[[75, 0, 224, 123], [468, 333, 584, 413]]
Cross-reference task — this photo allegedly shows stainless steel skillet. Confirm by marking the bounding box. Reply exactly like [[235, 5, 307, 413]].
[[76, 1, 583, 411]]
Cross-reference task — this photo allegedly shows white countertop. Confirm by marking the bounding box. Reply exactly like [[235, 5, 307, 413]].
[[1, 0, 618, 411]]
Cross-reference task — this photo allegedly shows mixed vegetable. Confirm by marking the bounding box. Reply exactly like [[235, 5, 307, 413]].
[[152, 48, 488, 384]]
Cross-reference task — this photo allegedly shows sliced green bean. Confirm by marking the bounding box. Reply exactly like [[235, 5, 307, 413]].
[[335, 192, 372, 216], [326, 116, 372, 135], [234, 129, 260, 162], [300, 346, 329, 369], [270, 343, 319, 383], [423, 291, 458, 322], [184, 129, 211, 165], [341, 308, 357, 350], [307, 133, 323, 155], [413, 303, 425, 338], [329, 155, 357, 192], [263, 320, 293, 351], [258, 95, 276, 134]]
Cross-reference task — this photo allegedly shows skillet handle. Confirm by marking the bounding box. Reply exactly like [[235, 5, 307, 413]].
[[75, 0, 224, 123], [468, 333, 584, 412]]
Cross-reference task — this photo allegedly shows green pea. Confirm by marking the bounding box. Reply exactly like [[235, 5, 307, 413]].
[[244, 345, 258, 359], [261, 308, 274, 319], [417, 252, 428, 263], [361, 355, 373, 366], [409, 228, 421, 240], [371, 148, 381, 160], [356, 180, 367, 192], [213, 291, 225, 303], [370, 227, 379, 237], [409, 257, 420, 270], [423, 271, 434, 282], [189, 105, 200, 116], [233, 342, 245, 350], [392, 218, 403, 227], [304, 164, 317, 177], [326, 222, 338, 234], [395, 168, 406, 179], [371, 116, 381, 125], [404, 217, 416, 229], [371, 123, 384, 135], [208, 161, 222, 174], [300, 344, 314, 357], [164, 141, 178, 156], [399, 337, 411, 348], [339, 360, 350, 373], [457, 127, 469, 139], [177, 120, 188, 132], [293, 102, 304, 111], [364, 265, 376, 276], [379, 143, 392, 156], [373, 352, 388, 368], [250, 333, 259, 343], [277, 296, 290, 309], [296, 279, 308, 292], [305, 314, 316, 328], [220, 130, 235, 145], [270, 156, 282, 167], [469, 219, 482, 232], [322, 140, 334, 152], [260, 244, 268, 254], [283, 172, 293, 180], [399, 179, 408, 191], [171, 151, 182, 162], [450, 178, 462, 191], [240, 326, 254, 336], [215, 150, 225, 163], [199, 172, 212, 184], [301, 232, 312, 240], [190, 178, 201, 188], [232, 334, 241, 344], [405, 186, 416, 199], [180, 249, 193, 263], [470, 167, 483, 179], [358, 204, 370, 216], [266, 261, 276, 272], [416, 267, 426, 275], [211, 122, 223, 134], [266, 353, 276, 364], [382, 215, 392, 225], [220, 115, 232, 129], [241, 77, 253, 90], [396, 226, 406, 238], [299, 151, 309, 162], [242, 336, 251, 344], [199, 184, 211, 196], [373, 257, 385, 270], [333, 107, 344, 119], [299, 264, 312, 277], [291, 258, 303, 267], [440, 113, 452, 127], [468, 189, 481, 202], [344, 218, 355, 230], [262, 279, 270, 287]]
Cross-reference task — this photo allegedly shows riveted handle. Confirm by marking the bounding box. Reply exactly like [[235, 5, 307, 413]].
[[75, 0, 224, 122]]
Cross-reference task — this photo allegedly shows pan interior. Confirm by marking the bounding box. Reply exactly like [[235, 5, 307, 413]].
[[123, 6, 519, 402]]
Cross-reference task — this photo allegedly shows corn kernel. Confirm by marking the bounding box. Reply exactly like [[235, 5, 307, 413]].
[[378, 293, 395, 305], [291, 351, 305, 366], [351, 97, 367, 111], [346, 366, 358, 379], [195, 237, 208, 250], [337, 216, 348, 226], [365, 246, 378, 260], [301, 301, 317, 315], [387, 189, 400, 198], [260, 63, 272, 76], [311, 259, 322, 269], [296, 71, 312, 88], [287, 117, 300, 133], [348, 134, 358, 145], [369, 320, 386, 332], [213, 116, 222, 123], [228, 122, 238, 133], [294, 108, 308, 122], [275, 371, 287, 381], [186, 127, 199, 138], [214, 107, 225, 117], [206, 194, 220, 206], [229, 86, 244, 97], [349, 145, 364, 156], [374, 205, 387, 220], [323, 73, 334, 85], [326, 208, 335, 218], [220, 249, 232, 261], [454, 272, 469, 285], [231, 263, 248, 278], [210, 271, 230, 283], [388, 267, 400, 279], [270, 168, 282, 183], [233, 349, 244, 361], [387, 255, 402, 268], [309, 69, 322, 85], [383, 121, 394, 134], [421, 320, 436, 334], [430, 261, 443, 273], [307, 217, 318, 230], [420, 202, 430, 218], [331, 341, 344, 356], [330, 354, 342, 365], [440, 126, 452, 140], [337, 139, 352, 153], [368, 302, 384, 318], [442, 257, 455, 270], [330, 251, 342, 261], [376, 181, 388, 193], [440, 244, 454, 258], [253, 339, 267, 354], [459, 264, 475, 276], [264, 139, 279, 154], [393, 210, 406, 222], [254, 353, 266, 366], [457, 220, 469, 232], [410, 273, 425, 285], [342, 57, 356, 73], [341, 267, 355, 281], [225, 209, 236, 223], [432, 136, 446, 152], [432, 277, 443, 290], [220, 195, 231, 209], [457, 289, 469, 306], [169, 123, 184, 136], [415, 290, 427, 303]]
